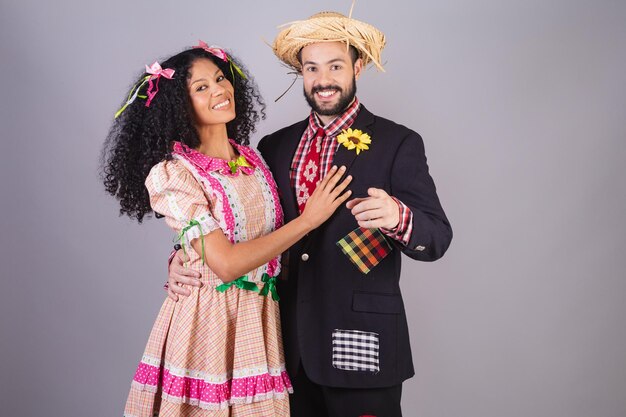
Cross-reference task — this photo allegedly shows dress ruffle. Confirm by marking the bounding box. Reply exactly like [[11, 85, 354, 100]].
[[131, 361, 293, 410]]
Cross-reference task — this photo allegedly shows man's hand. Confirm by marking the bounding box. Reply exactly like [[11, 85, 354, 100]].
[[167, 250, 202, 301], [346, 188, 400, 229]]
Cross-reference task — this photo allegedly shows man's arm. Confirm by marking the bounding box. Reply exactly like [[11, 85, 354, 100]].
[[347, 131, 452, 260], [389, 131, 452, 260], [167, 250, 202, 301]]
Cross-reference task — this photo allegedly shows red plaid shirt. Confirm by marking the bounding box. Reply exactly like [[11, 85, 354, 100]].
[[291, 98, 414, 246], [290, 98, 361, 194]]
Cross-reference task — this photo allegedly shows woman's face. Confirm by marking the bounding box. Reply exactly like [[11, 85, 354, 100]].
[[187, 58, 236, 127]]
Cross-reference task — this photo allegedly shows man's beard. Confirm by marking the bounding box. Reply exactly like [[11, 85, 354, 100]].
[[304, 76, 357, 116]]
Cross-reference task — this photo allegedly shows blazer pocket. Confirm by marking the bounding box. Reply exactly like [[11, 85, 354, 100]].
[[336, 227, 393, 274], [352, 292, 403, 315], [332, 329, 380, 373]]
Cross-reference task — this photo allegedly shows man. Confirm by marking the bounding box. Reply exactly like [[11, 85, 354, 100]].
[[168, 11, 452, 416]]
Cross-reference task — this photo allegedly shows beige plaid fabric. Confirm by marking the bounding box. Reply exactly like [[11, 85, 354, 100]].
[[124, 161, 290, 417]]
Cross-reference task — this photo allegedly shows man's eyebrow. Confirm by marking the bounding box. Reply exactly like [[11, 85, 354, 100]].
[[302, 58, 346, 66]]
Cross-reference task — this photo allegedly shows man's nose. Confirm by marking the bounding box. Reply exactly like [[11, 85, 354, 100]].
[[317, 69, 333, 85]]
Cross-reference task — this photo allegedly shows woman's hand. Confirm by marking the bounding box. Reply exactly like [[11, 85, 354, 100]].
[[167, 166, 352, 286], [300, 165, 352, 229]]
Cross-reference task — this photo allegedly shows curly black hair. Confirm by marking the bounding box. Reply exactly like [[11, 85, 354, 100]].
[[101, 46, 266, 222]]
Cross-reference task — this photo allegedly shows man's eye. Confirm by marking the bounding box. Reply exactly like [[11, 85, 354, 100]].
[[306, 67, 317, 72], [331, 65, 341, 70]]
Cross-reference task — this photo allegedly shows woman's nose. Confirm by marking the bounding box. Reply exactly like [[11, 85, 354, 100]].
[[211, 83, 225, 96]]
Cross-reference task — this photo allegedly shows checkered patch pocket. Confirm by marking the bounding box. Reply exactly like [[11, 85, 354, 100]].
[[336, 227, 393, 274], [332, 329, 380, 373]]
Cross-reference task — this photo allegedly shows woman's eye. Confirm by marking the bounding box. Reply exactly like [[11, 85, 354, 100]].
[[196, 85, 207, 92], [217, 75, 225, 82]]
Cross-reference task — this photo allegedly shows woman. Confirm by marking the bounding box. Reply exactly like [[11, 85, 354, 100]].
[[102, 43, 352, 416]]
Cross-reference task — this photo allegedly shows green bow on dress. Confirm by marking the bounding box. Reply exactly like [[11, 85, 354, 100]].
[[227, 155, 252, 174], [215, 275, 260, 293], [259, 273, 280, 301]]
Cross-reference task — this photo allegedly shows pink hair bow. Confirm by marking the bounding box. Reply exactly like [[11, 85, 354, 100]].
[[194, 40, 247, 79], [195, 40, 228, 62], [146, 62, 175, 79], [145, 61, 175, 107]]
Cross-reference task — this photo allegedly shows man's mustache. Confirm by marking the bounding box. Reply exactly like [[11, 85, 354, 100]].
[[310, 85, 343, 94]]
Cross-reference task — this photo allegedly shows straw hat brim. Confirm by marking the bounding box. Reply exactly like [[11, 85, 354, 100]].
[[273, 12, 386, 72]]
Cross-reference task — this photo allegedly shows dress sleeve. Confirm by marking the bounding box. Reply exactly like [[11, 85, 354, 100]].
[[145, 160, 220, 243]]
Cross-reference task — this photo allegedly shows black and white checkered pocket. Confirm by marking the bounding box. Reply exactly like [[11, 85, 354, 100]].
[[332, 329, 380, 373]]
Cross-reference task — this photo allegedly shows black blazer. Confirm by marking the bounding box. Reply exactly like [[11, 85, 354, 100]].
[[258, 105, 452, 388]]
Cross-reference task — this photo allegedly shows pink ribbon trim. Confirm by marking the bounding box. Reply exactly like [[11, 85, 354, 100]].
[[144, 61, 175, 107], [132, 361, 293, 405], [195, 40, 229, 62], [236, 145, 285, 276]]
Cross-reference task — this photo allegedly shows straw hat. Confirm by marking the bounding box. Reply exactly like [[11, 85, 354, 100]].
[[273, 11, 386, 72]]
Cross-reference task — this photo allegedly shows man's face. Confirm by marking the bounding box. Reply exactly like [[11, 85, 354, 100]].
[[300, 41, 363, 116]]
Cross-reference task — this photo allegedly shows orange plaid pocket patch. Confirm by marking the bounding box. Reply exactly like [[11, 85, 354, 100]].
[[336, 227, 393, 274]]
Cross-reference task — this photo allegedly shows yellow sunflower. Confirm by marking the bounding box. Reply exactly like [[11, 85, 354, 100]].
[[336, 128, 372, 155]]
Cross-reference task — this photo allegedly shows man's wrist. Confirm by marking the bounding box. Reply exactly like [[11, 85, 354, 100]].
[[382, 197, 402, 231], [380, 197, 412, 246]]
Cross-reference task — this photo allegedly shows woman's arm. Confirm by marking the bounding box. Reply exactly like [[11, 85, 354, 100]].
[[191, 166, 351, 282]]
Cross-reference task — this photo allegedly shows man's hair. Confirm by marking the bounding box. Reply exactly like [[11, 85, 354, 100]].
[[297, 44, 360, 66]]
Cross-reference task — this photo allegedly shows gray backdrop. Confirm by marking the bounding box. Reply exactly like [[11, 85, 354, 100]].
[[1, 0, 625, 416]]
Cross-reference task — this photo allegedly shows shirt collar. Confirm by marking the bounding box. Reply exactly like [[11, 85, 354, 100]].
[[308, 97, 361, 137], [172, 140, 256, 176]]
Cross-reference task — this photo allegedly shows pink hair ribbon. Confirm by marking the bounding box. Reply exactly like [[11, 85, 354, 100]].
[[195, 40, 228, 62], [194, 40, 247, 80], [114, 62, 175, 118], [145, 62, 175, 107]]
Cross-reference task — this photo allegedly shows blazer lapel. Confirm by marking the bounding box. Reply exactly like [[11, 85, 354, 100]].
[[300, 106, 377, 252], [275, 106, 375, 221], [331, 105, 376, 176]]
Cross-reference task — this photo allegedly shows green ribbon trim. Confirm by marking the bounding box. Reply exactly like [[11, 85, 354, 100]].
[[174, 219, 206, 266], [215, 275, 260, 293], [228, 58, 247, 81], [259, 273, 280, 301], [114, 75, 150, 118], [227, 155, 252, 174]]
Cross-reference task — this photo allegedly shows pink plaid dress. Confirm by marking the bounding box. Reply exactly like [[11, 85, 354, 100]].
[[124, 141, 291, 417]]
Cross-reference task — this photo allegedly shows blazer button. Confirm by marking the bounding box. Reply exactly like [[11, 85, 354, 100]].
[[301, 253, 309, 261]]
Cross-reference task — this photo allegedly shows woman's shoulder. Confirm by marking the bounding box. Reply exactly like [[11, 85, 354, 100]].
[[146, 159, 200, 195], [147, 158, 188, 181]]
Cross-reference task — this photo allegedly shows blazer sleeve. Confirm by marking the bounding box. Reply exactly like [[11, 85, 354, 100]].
[[389, 131, 452, 261]]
